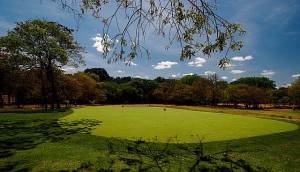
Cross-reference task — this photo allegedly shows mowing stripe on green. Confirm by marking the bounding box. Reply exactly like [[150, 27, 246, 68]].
[[59, 106, 298, 143]]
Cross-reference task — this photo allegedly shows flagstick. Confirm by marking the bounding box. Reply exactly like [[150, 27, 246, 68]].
[[164, 108, 166, 126]]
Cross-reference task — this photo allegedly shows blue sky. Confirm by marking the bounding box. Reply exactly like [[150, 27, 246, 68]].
[[0, 0, 299, 87]]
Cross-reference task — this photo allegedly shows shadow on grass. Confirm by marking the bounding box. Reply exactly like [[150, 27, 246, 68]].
[[0, 109, 101, 171], [73, 137, 269, 172], [1, 108, 283, 171]]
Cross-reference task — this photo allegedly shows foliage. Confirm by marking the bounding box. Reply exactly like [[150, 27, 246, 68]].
[[0, 54, 30, 107], [207, 73, 227, 105], [231, 77, 276, 89], [84, 68, 111, 82], [97, 81, 120, 104], [1, 56, 297, 109], [113, 76, 133, 84], [73, 72, 98, 104], [0, 19, 84, 109], [0, 19, 84, 69], [179, 74, 200, 85], [128, 78, 158, 103], [191, 76, 211, 105], [272, 87, 289, 106], [288, 77, 300, 107], [228, 77, 275, 108], [57, 74, 82, 103], [57, 0, 245, 67], [226, 84, 272, 109]]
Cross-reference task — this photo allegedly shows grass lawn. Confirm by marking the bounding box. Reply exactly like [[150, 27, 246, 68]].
[[60, 106, 298, 143], [0, 106, 299, 171]]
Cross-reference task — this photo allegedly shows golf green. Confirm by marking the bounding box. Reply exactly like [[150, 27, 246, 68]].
[[59, 106, 298, 143]]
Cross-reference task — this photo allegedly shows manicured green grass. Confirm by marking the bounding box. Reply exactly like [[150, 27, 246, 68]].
[[60, 106, 298, 143], [171, 105, 300, 120], [1, 106, 299, 171]]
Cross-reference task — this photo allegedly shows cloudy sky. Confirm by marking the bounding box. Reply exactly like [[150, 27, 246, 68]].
[[0, 0, 299, 87]]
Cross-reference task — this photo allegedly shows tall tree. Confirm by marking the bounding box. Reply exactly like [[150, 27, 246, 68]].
[[231, 77, 276, 89], [229, 77, 275, 108], [191, 76, 210, 105], [153, 79, 193, 105], [73, 72, 97, 104], [97, 81, 120, 104], [0, 54, 28, 107], [207, 73, 227, 105], [288, 77, 300, 108], [227, 83, 272, 109], [0, 19, 84, 109], [153, 79, 178, 104], [84, 68, 110, 82], [272, 87, 289, 106], [180, 74, 200, 85], [0, 55, 10, 107], [128, 78, 158, 103], [57, 74, 82, 104]]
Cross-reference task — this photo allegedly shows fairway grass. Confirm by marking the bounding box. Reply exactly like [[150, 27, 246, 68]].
[[1, 107, 299, 171], [60, 106, 298, 143]]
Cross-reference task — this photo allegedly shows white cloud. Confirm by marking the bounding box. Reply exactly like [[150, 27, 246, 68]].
[[62, 67, 76, 73], [171, 73, 181, 78], [135, 76, 149, 79], [188, 57, 206, 67], [224, 63, 237, 69], [231, 69, 246, 74], [125, 61, 137, 66], [91, 34, 112, 53], [221, 76, 228, 80], [232, 78, 237, 81], [292, 74, 300, 78], [245, 55, 253, 60], [261, 70, 275, 77], [232, 55, 254, 61], [153, 61, 178, 70], [281, 84, 291, 88], [204, 71, 216, 75], [183, 73, 194, 76], [115, 70, 124, 73]]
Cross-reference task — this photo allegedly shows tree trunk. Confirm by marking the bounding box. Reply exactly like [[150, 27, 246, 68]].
[[0, 94, 4, 108], [234, 102, 238, 109], [7, 92, 11, 105], [16, 92, 21, 109], [47, 66, 60, 109], [40, 69, 48, 110]]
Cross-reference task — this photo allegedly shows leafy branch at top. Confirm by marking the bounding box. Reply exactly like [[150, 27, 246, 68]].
[[57, 0, 245, 67]]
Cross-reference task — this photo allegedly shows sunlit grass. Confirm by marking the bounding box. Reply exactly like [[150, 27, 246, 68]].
[[170, 105, 300, 120], [0, 107, 299, 171], [60, 106, 298, 143]]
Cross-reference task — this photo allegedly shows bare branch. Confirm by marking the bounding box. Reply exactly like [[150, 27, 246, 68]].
[[54, 0, 245, 67]]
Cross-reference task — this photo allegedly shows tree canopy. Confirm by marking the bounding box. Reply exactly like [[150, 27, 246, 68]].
[[57, 0, 245, 67], [84, 68, 110, 82], [231, 77, 276, 89], [2, 62, 299, 109], [0, 19, 84, 109], [288, 77, 300, 107]]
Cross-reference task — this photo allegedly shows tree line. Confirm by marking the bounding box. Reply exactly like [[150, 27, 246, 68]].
[[1, 64, 299, 109]]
